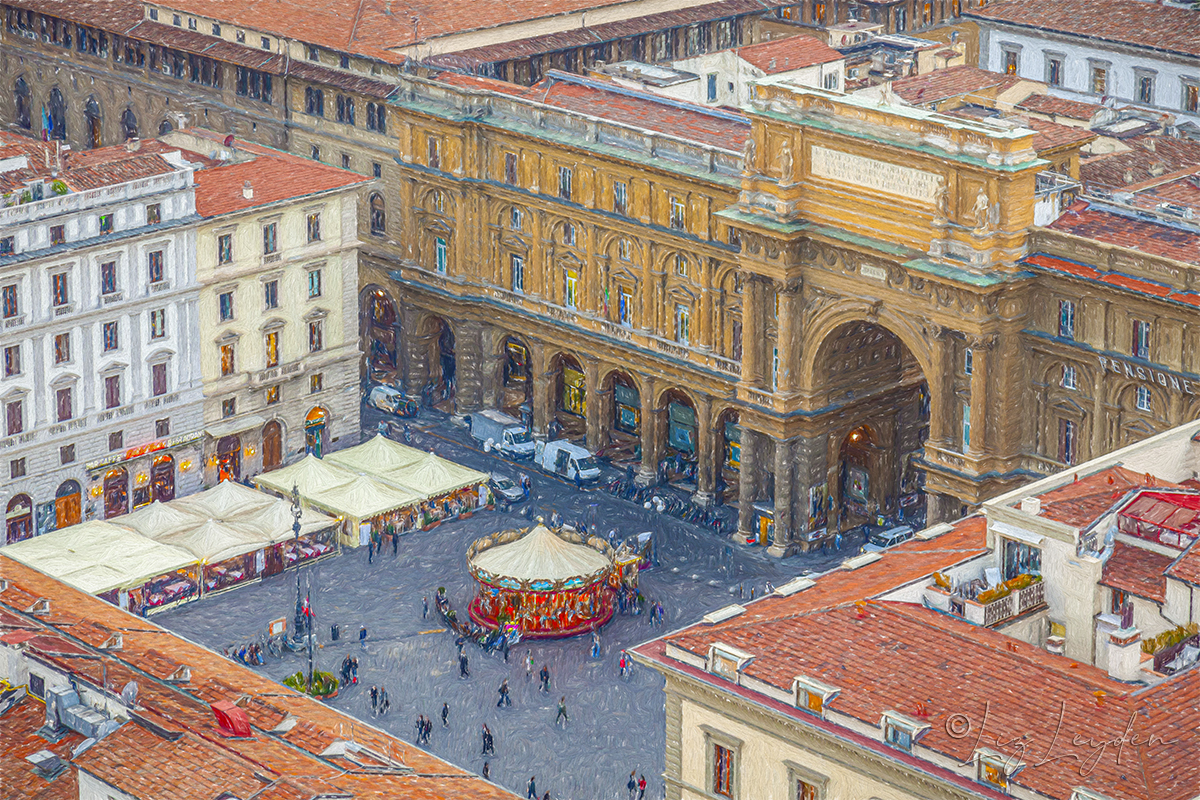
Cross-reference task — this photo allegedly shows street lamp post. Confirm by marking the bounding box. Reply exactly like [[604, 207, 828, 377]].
[[290, 484, 306, 650]]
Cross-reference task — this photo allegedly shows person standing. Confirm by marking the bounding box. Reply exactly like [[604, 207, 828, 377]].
[[627, 771, 637, 800], [392, 529, 398, 556], [482, 724, 495, 756], [497, 679, 511, 708], [459, 652, 470, 678], [415, 715, 424, 743], [441, 702, 449, 727], [379, 686, 390, 715], [539, 664, 550, 693], [637, 774, 647, 800], [423, 596, 429, 619], [526, 651, 534, 681], [527, 776, 537, 799], [555, 696, 568, 727], [482, 762, 490, 781], [367, 536, 375, 564], [359, 626, 368, 649], [369, 685, 379, 714]]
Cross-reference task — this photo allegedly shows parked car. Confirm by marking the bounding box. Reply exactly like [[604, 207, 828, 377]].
[[366, 384, 419, 417], [860, 525, 915, 554], [489, 474, 525, 504]]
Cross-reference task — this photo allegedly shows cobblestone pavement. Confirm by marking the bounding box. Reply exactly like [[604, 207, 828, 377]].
[[158, 407, 865, 800]]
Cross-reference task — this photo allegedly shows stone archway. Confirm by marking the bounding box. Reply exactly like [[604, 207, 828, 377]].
[[548, 352, 587, 441], [499, 335, 533, 419], [600, 369, 641, 463], [360, 286, 399, 385]]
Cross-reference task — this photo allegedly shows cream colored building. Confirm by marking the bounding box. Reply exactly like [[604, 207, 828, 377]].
[[161, 131, 370, 484]]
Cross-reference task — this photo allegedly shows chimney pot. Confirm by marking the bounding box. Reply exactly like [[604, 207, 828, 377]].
[[242, 180, 253, 199]]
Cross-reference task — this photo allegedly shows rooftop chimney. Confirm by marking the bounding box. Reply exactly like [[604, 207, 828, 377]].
[[1020, 497, 1042, 516], [242, 180, 253, 200], [1107, 626, 1143, 682]]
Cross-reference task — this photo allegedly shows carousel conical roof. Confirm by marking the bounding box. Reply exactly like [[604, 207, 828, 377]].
[[469, 524, 611, 583]]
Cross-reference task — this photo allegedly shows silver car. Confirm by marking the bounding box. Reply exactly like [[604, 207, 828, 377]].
[[489, 474, 524, 504]]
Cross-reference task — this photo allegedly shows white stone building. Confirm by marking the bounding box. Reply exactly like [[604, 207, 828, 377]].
[[0, 134, 204, 543]]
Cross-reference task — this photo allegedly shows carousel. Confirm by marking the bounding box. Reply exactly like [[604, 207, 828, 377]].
[[467, 522, 617, 639]]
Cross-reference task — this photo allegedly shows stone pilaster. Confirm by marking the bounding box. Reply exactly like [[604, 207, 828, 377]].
[[692, 394, 715, 506]]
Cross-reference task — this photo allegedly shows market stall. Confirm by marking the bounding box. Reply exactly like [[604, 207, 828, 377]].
[[1, 520, 199, 616], [326, 434, 426, 474], [387, 451, 490, 527], [466, 522, 616, 639]]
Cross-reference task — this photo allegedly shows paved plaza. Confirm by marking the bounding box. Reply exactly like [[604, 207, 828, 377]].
[[158, 413, 863, 800]]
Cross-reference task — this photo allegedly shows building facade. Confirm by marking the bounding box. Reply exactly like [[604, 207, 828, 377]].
[[0, 136, 204, 545]]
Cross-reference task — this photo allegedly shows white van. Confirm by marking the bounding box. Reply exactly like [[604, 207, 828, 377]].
[[534, 439, 601, 483], [467, 410, 535, 459]]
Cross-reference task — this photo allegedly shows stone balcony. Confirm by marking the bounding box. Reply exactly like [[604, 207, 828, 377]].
[[925, 575, 1045, 628]]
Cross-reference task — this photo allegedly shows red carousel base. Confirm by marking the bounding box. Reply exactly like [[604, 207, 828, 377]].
[[468, 595, 615, 640]]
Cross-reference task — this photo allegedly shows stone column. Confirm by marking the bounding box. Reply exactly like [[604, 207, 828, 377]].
[[792, 434, 830, 552], [454, 321, 485, 414], [774, 278, 802, 394], [531, 346, 553, 440], [736, 429, 761, 540], [692, 394, 716, 506], [967, 333, 993, 459], [635, 376, 660, 486], [927, 324, 954, 447], [927, 493, 961, 525], [584, 358, 604, 453], [767, 437, 796, 557], [740, 275, 763, 388], [401, 308, 430, 398]]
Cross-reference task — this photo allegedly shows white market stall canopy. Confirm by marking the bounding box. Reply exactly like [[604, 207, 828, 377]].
[[470, 523, 611, 584], [326, 434, 426, 474], [386, 451, 489, 499], [2, 520, 196, 594], [255, 454, 420, 521]]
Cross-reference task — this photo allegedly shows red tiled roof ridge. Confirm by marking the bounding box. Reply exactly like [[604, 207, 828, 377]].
[[732, 34, 844, 73]]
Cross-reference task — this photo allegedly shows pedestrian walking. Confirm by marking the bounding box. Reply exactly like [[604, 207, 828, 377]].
[[378, 686, 390, 715], [367, 537, 375, 564], [482, 724, 495, 756], [835, 532, 843, 551], [526, 651, 534, 681], [482, 762, 490, 781], [359, 626, 368, 649], [497, 679, 511, 708], [543, 793, 551, 800], [527, 776, 537, 799], [392, 530, 398, 555], [627, 771, 637, 800], [539, 664, 550, 693], [423, 596, 429, 619], [370, 685, 379, 714], [619, 652, 629, 678], [637, 774, 647, 800], [459, 653, 470, 678], [555, 696, 568, 726], [441, 702, 449, 727]]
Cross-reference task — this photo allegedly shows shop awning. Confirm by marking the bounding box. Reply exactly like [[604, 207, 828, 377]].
[[121, 501, 207, 539], [204, 415, 267, 440], [154, 519, 267, 563]]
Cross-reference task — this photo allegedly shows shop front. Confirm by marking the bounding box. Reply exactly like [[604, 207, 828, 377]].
[[561, 367, 586, 418], [55, 481, 82, 529], [103, 468, 129, 519], [305, 407, 328, 458], [613, 381, 640, 436], [5, 494, 33, 544]]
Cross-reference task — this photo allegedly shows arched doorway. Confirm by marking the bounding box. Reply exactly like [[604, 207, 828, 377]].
[[305, 407, 328, 457], [14, 77, 31, 130], [362, 288, 397, 383], [501, 335, 532, 418], [422, 317, 455, 408], [151, 455, 175, 502], [6, 494, 33, 544], [55, 480, 82, 529], [812, 321, 929, 533], [659, 389, 698, 484], [48, 88, 67, 141], [121, 107, 138, 140], [103, 468, 129, 519], [217, 435, 241, 481], [600, 370, 640, 464], [84, 96, 102, 149], [369, 193, 386, 235], [262, 420, 283, 471], [158, 118, 173, 135], [551, 353, 586, 440]]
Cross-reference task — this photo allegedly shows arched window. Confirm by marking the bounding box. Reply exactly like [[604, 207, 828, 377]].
[[14, 78, 31, 130], [121, 107, 138, 141], [158, 118, 173, 135], [47, 87, 67, 141], [84, 95, 102, 148], [369, 193, 385, 235]]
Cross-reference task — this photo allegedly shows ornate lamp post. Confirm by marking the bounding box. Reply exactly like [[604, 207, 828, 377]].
[[290, 484, 306, 649]]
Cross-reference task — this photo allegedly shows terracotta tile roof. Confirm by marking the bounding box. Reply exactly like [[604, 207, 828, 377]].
[[1045, 201, 1200, 266], [180, 130, 372, 217], [734, 35, 843, 73], [436, 71, 748, 151], [890, 65, 1020, 105], [1080, 135, 1200, 192], [2, 0, 144, 35], [0, 139, 183, 196], [0, 697, 83, 800], [966, 0, 1200, 60], [123, 19, 286, 70], [1035, 466, 1170, 528], [1120, 167, 1200, 215], [1023, 252, 1200, 309], [285, 60, 397, 97], [1166, 540, 1200, 586], [1023, 117, 1096, 152], [1016, 92, 1104, 122], [1101, 542, 1171, 603], [0, 556, 518, 800]]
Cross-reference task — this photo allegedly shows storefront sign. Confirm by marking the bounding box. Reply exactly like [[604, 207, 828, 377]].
[[810, 145, 941, 204], [86, 430, 204, 471], [1097, 356, 1197, 395]]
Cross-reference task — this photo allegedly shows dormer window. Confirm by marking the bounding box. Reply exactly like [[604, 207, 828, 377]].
[[880, 710, 930, 752], [976, 748, 1023, 792], [793, 676, 839, 717], [708, 643, 753, 684]]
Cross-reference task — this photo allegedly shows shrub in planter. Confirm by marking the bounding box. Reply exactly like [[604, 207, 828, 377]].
[[976, 585, 1011, 605], [933, 571, 951, 591]]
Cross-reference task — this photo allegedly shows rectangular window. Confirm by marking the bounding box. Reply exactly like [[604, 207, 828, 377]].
[[148, 250, 164, 284], [558, 167, 573, 201], [504, 152, 518, 185], [885, 722, 914, 751], [1062, 364, 1078, 390], [1185, 82, 1200, 114], [1132, 319, 1151, 359], [1136, 385, 1152, 412], [427, 136, 440, 169], [152, 362, 168, 396], [964, 347, 973, 376], [1046, 55, 1063, 87], [305, 269, 322, 298], [222, 398, 236, 418], [675, 254, 688, 277], [618, 239, 631, 261], [99, 214, 114, 235], [219, 291, 234, 321], [619, 289, 633, 327], [10, 457, 25, 478], [1002, 48, 1019, 75], [264, 280, 278, 309], [0, 236, 12, 256], [308, 45, 319, 61], [565, 269, 578, 309], [263, 223, 278, 254], [104, 374, 121, 409], [796, 778, 819, 800], [220, 343, 235, 376], [510, 208, 523, 230], [563, 223, 576, 247], [341, 153, 351, 170], [102, 321, 119, 352], [373, 162, 382, 179], [101, 261, 117, 294], [772, 346, 780, 390], [712, 744, 734, 798], [56, 386, 72, 422], [266, 385, 281, 405], [1, 285, 15, 318], [54, 333, 70, 364], [50, 225, 65, 246], [311, 145, 321, 162], [265, 331, 279, 368], [5, 400, 22, 436], [1057, 418, 1076, 465], [218, 233, 233, 264], [1138, 72, 1156, 104], [962, 403, 971, 450], [306, 212, 321, 243], [60, 444, 75, 464], [3, 345, 19, 377], [335, 95, 355, 126], [149, 309, 166, 339], [1058, 300, 1075, 339], [309, 321, 323, 353], [146, 203, 161, 224], [613, 181, 628, 215], [435, 237, 448, 274], [707, 73, 718, 102], [1091, 64, 1108, 94], [366, 102, 387, 133], [306, 87, 325, 116], [675, 304, 690, 345], [669, 196, 686, 230], [52, 272, 69, 306], [310, 373, 324, 393], [510, 254, 525, 293]]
